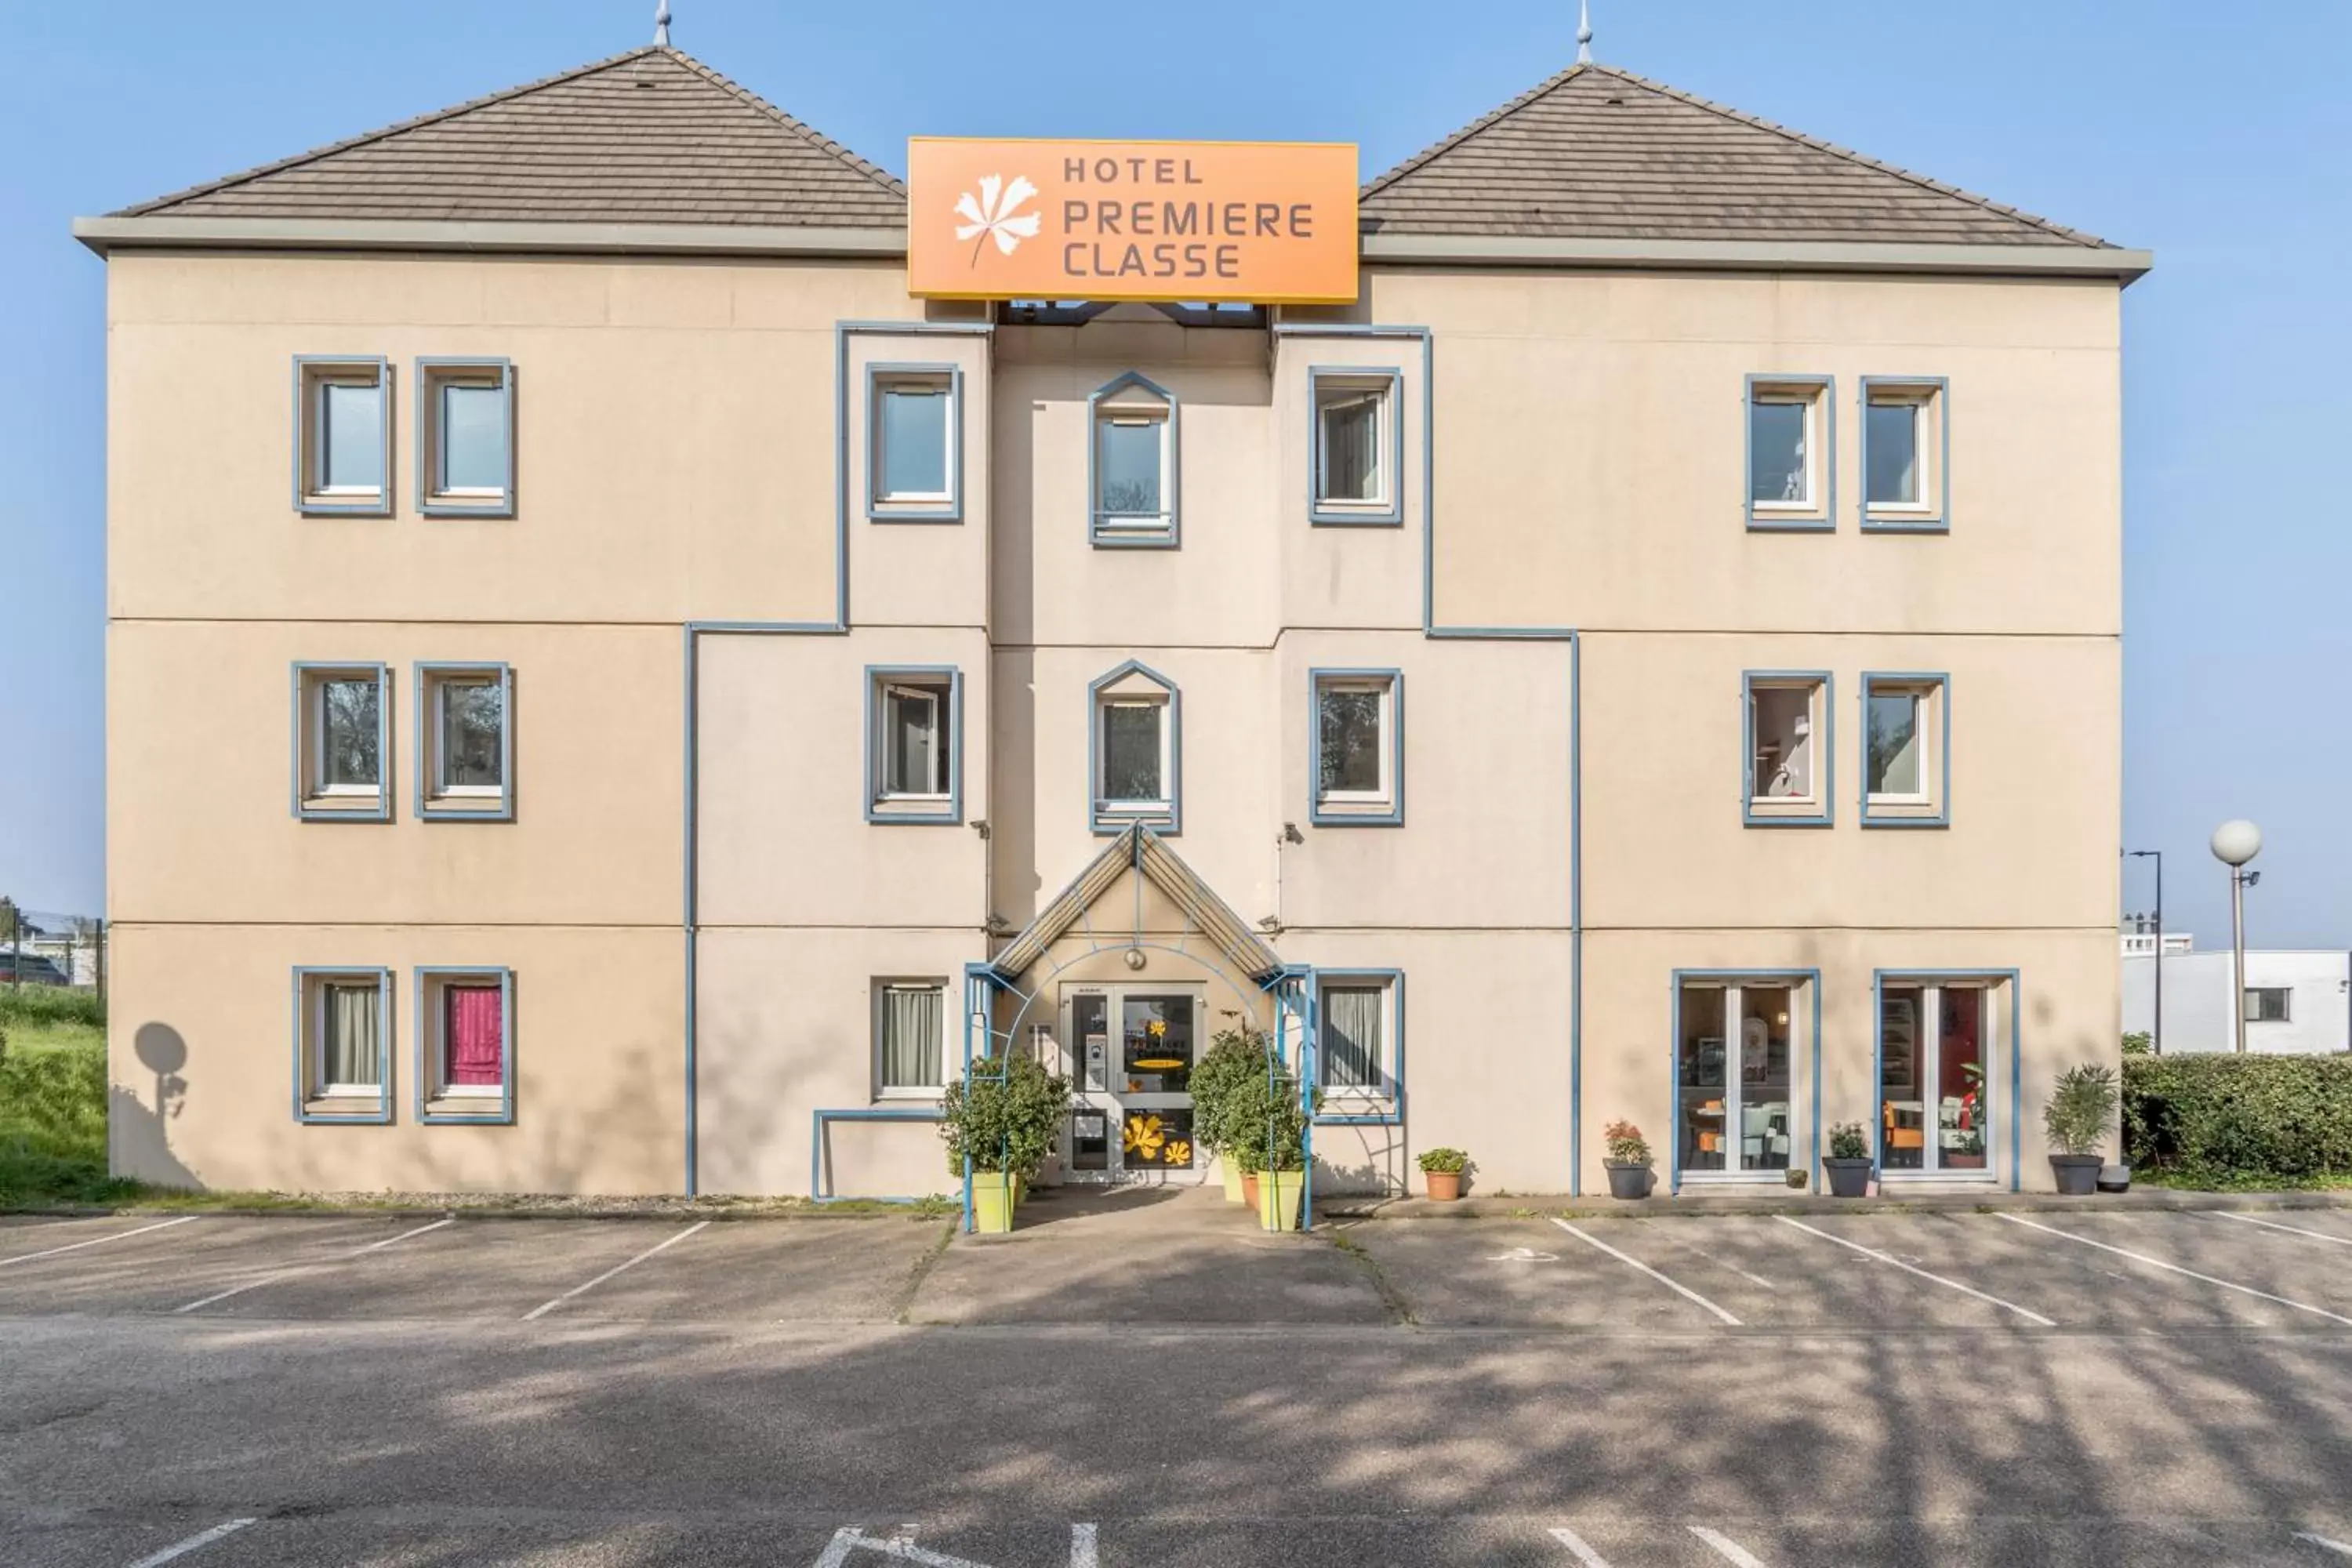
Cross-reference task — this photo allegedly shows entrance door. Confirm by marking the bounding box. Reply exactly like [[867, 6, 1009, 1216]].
[[1058, 984, 1206, 1184], [1675, 980, 1797, 1181]]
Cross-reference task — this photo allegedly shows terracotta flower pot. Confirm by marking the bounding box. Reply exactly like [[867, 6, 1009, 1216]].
[[1423, 1170, 1463, 1202], [1242, 1170, 1261, 1210]]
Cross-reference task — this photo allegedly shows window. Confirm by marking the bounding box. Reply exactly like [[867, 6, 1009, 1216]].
[[1879, 982, 1994, 1177], [293, 967, 392, 1122], [1316, 972, 1402, 1109], [1744, 673, 1831, 826], [875, 981, 947, 1096], [2245, 987, 2292, 1023], [1309, 368, 1401, 524], [1862, 673, 1950, 826], [294, 357, 392, 515], [866, 667, 962, 824], [1309, 669, 1403, 826], [1746, 376, 1833, 529], [416, 967, 514, 1123], [1861, 378, 1947, 531], [292, 663, 391, 821], [416, 358, 514, 516], [1676, 979, 1799, 1180], [417, 664, 512, 820], [1089, 661, 1181, 833], [869, 366, 961, 521], [1089, 372, 1178, 546]]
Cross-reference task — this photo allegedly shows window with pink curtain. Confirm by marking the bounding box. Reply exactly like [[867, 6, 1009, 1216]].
[[445, 985, 504, 1091]]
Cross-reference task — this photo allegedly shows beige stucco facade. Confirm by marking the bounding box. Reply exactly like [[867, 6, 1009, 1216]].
[[102, 239, 2125, 1202]]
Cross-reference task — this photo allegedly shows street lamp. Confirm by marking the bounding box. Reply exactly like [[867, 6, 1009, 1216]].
[[2210, 820, 2263, 1055], [2126, 848, 2163, 1055]]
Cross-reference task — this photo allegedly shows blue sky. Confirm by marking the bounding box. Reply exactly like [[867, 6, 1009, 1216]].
[[3, 2, 2346, 948]]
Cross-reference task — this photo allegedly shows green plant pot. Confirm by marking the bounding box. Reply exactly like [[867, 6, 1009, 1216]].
[[971, 1172, 1017, 1233], [1256, 1168, 1305, 1231], [1219, 1156, 1247, 1205]]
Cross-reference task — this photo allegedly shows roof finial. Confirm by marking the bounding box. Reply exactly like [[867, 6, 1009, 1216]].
[[1575, 0, 1593, 64], [654, 0, 671, 46]]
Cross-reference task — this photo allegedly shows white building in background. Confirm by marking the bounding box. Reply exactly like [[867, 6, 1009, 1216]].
[[2123, 937, 2350, 1056]]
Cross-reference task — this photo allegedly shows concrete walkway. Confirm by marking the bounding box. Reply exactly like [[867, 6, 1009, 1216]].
[[1321, 1185, 2352, 1220]]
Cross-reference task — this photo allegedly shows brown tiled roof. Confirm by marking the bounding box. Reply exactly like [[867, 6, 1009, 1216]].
[[115, 46, 906, 228], [1362, 63, 2113, 248]]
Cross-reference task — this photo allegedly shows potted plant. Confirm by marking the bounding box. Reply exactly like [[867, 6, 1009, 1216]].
[[1417, 1146, 1471, 1202], [938, 1051, 1072, 1233], [1189, 1022, 1266, 1206], [1824, 1121, 1872, 1197], [2044, 1062, 2118, 1196], [1229, 1062, 1319, 1231], [1603, 1120, 1652, 1200]]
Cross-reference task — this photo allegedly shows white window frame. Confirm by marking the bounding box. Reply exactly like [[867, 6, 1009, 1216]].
[[878, 682, 948, 801], [313, 679, 380, 797], [426, 981, 507, 1100], [311, 978, 386, 1098], [1097, 696, 1172, 814], [1308, 669, 1403, 826], [1676, 978, 1804, 1185], [866, 667, 961, 823], [1309, 370, 1399, 523], [1315, 974, 1400, 1105], [873, 978, 950, 1099], [1878, 980, 1998, 1181], [1860, 377, 1948, 531], [869, 367, 960, 519], [293, 357, 392, 516], [419, 665, 511, 811], [1744, 673, 1831, 826], [293, 662, 390, 821], [416, 358, 515, 516], [1861, 674, 1948, 825], [1745, 376, 1834, 529], [1316, 680, 1391, 804], [1093, 407, 1174, 536]]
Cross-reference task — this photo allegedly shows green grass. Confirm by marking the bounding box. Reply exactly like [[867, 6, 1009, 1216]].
[[0, 1032, 139, 1207]]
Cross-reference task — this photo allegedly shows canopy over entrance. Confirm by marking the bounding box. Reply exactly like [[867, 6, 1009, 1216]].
[[989, 824, 1283, 984]]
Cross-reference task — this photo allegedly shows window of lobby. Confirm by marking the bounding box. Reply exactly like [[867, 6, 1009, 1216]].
[[1056, 985, 1204, 1181], [1878, 981, 1995, 1178], [1745, 375, 1833, 529], [1744, 673, 1830, 826], [1674, 976, 1806, 1185]]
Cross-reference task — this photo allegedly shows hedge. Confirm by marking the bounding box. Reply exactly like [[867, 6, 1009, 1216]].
[[2123, 1054, 2352, 1181]]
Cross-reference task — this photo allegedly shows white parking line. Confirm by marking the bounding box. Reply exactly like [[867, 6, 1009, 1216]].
[[2297, 1532, 2352, 1558], [813, 1527, 993, 1568], [1550, 1218, 1741, 1325], [171, 1219, 457, 1313], [521, 1221, 710, 1321], [1638, 1220, 1778, 1290], [1689, 1525, 1769, 1566], [0, 1214, 199, 1270], [1069, 1523, 1098, 1568], [1548, 1523, 1615, 1565], [125, 1516, 257, 1566], [2219, 1211, 2352, 1248], [1998, 1214, 2352, 1326], [1774, 1216, 2056, 1327]]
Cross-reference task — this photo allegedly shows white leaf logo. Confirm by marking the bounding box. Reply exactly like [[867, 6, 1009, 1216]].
[[954, 173, 1041, 266]]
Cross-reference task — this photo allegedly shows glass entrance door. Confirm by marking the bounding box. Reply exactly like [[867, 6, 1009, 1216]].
[[1676, 980, 1796, 1180], [1878, 983, 1991, 1176], [1059, 985, 1204, 1183]]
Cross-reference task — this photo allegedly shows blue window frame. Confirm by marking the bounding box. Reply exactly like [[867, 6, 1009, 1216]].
[[867, 364, 963, 522], [865, 666, 964, 825], [1860, 376, 1950, 532], [292, 965, 394, 1124], [1088, 371, 1179, 547], [414, 662, 514, 822], [293, 356, 393, 517], [1308, 668, 1404, 826], [415, 358, 515, 517], [1745, 374, 1835, 531], [415, 966, 517, 1125], [1308, 367, 1403, 526], [292, 662, 393, 822], [1088, 660, 1181, 833], [1742, 670, 1833, 827], [1860, 672, 1951, 828]]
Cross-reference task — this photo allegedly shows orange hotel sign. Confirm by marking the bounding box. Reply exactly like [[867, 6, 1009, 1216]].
[[906, 138, 1359, 306]]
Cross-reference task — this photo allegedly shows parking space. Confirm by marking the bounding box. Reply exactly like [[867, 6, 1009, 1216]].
[[0, 1216, 400, 1315], [524, 1217, 946, 1323]]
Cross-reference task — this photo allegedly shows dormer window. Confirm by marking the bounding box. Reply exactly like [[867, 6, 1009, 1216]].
[[1088, 372, 1178, 547]]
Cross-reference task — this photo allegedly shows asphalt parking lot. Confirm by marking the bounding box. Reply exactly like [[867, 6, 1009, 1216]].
[[6, 1199, 2352, 1566]]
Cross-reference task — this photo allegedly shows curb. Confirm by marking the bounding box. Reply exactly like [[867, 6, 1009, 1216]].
[[1319, 1191, 2352, 1221]]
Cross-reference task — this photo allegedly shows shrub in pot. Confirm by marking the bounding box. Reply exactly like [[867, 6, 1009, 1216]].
[[1603, 1120, 1652, 1200], [2044, 1062, 2118, 1196], [1228, 1062, 1319, 1231], [939, 1051, 1072, 1232], [1417, 1146, 1471, 1202], [1824, 1120, 1872, 1197], [1190, 1023, 1268, 1205]]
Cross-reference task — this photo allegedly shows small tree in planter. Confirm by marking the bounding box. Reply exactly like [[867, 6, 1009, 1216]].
[[1190, 1023, 1268, 1205], [1824, 1121, 1872, 1198], [2044, 1062, 2118, 1196], [1228, 1063, 1320, 1231], [1603, 1120, 1652, 1200], [1417, 1146, 1471, 1202], [939, 1052, 1072, 1233]]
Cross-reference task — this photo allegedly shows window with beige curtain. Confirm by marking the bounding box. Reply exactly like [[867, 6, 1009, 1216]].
[[321, 980, 383, 1090], [878, 983, 944, 1091]]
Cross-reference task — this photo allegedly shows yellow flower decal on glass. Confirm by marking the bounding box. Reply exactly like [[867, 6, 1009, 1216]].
[[1164, 1139, 1192, 1167], [1146, 1018, 1168, 1040], [1123, 1113, 1165, 1160]]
